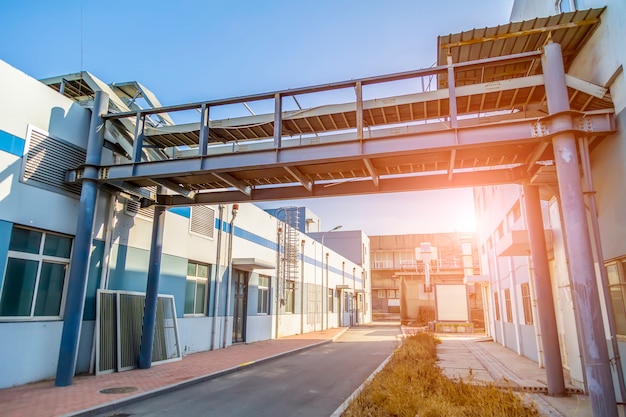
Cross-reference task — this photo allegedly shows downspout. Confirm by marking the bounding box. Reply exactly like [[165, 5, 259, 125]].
[[275, 225, 283, 339], [89, 192, 117, 374], [222, 204, 238, 348], [579, 137, 626, 404], [210, 204, 224, 350], [300, 239, 305, 334]]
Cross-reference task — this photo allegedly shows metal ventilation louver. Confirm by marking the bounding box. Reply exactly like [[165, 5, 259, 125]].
[[124, 198, 155, 219], [190, 206, 215, 238], [21, 126, 85, 197]]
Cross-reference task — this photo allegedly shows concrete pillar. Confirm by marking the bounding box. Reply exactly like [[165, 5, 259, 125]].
[[138, 201, 166, 369], [56, 92, 109, 386], [542, 42, 617, 416], [523, 185, 566, 396]]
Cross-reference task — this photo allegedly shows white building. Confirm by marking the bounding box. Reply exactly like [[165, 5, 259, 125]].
[[0, 60, 370, 389], [473, 1, 626, 415]]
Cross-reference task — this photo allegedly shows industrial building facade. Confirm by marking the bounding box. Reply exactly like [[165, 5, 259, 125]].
[[369, 233, 483, 330], [0, 60, 370, 388], [472, 1, 626, 414]]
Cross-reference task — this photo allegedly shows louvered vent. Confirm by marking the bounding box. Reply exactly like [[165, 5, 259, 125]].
[[124, 199, 155, 219], [190, 206, 215, 238], [22, 127, 85, 196]]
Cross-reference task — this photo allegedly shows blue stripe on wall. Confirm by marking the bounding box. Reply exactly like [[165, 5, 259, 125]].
[[168, 207, 191, 218], [0, 130, 25, 156]]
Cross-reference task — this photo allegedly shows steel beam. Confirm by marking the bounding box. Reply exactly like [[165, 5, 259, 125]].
[[212, 172, 252, 196], [138, 200, 166, 369], [523, 184, 565, 396], [274, 93, 282, 148], [284, 166, 312, 192], [362, 158, 379, 187], [198, 104, 209, 156], [96, 112, 613, 184], [56, 91, 109, 387], [160, 167, 527, 206], [542, 42, 617, 417], [132, 112, 145, 163]]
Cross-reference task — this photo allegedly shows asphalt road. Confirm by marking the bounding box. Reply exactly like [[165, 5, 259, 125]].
[[94, 324, 400, 417]]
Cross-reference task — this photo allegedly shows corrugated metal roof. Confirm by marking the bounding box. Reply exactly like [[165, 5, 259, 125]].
[[437, 8, 605, 87]]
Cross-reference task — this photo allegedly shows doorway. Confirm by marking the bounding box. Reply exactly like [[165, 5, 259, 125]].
[[232, 269, 248, 343]]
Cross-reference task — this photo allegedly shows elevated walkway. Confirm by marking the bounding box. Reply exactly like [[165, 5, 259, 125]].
[[44, 9, 612, 207]]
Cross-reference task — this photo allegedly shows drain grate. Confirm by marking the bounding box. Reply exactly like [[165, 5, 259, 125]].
[[99, 386, 138, 394]]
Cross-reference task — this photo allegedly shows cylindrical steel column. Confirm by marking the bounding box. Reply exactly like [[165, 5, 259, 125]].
[[56, 92, 109, 386], [138, 201, 166, 369], [523, 184, 565, 396], [542, 42, 617, 416]]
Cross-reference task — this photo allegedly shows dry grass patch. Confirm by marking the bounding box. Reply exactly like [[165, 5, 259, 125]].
[[342, 333, 540, 417]]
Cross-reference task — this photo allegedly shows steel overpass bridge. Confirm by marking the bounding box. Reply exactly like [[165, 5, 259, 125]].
[[47, 8, 612, 207]]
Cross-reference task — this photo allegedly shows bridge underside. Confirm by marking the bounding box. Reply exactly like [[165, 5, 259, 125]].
[[54, 8, 611, 206]]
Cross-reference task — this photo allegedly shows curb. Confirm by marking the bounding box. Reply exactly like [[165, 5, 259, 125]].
[[67, 335, 343, 417]]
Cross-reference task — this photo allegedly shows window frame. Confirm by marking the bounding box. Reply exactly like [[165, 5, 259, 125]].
[[184, 261, 209, 317], [521, 283, 533, 325], [284, 279, 295, 313], [504, 288, 513, 323], [0, 226, 72, 321], [328, 288, 334, 313], [606, 259, 626, 336], [493, 291, 501, 321], [257, 274, 270, 315]]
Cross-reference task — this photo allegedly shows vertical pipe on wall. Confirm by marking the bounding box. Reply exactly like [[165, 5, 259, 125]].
[[137, 199, 166, 369], [56, 91, 109, 387], [300, 239, 305, 334], [325, 252, 329, 330], [222, 204, 238, 348], [211, 204, 225, 350], [523, 185, 565, 396], [542, 42, 617, 416]]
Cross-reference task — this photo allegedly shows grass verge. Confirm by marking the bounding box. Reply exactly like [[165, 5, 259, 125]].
[[342, 333, 540, 417]]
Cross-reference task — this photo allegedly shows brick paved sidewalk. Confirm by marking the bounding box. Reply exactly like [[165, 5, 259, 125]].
[[0, 328, 347, 417]]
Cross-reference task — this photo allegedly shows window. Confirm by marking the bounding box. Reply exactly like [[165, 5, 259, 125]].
[[257, 275, 270, 314], [377, 289, 386, 298], [494, 292, 501, 321], [0, 226, 72, 318], [504, 288, 513, 323], [387, 289, 398, 299], [328, 288, 334, 313], [184, 261, 209, 315], [285, 280, 295, 313], [607, 260, 626, 335], [521, 283, 533, 325]]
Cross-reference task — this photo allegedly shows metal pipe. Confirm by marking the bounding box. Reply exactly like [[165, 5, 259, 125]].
[[275, 225, 282, 339], [523, 185, 566, 396], [210, 204, 224, 350], [222, 204, 238, 348], [56, 91, 109, 387], [542, 42, 617, 416], [579, 137, 626, 404], [325, 252, 329, 330], [138, 198, 166, 369], [89, 191, 117, 374], [300, 239, 305, 334]]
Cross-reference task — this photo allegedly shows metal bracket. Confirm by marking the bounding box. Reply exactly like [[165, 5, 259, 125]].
[[531, 121, 548, 138]]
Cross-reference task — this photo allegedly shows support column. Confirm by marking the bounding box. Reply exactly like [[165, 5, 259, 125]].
[[523, 185, 566, 396], [542, 42, 617, 416], [138, 199, 166, 369], [56, 92, 109, 386]]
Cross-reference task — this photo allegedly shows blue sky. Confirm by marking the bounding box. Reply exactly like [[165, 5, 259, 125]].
[[0, 0, 514, 235]]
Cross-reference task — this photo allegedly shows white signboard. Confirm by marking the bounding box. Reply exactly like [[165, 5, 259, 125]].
[[436, 284, 469, 321]]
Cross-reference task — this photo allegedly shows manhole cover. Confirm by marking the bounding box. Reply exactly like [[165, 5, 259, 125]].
[[99, 386, 138, 394]]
